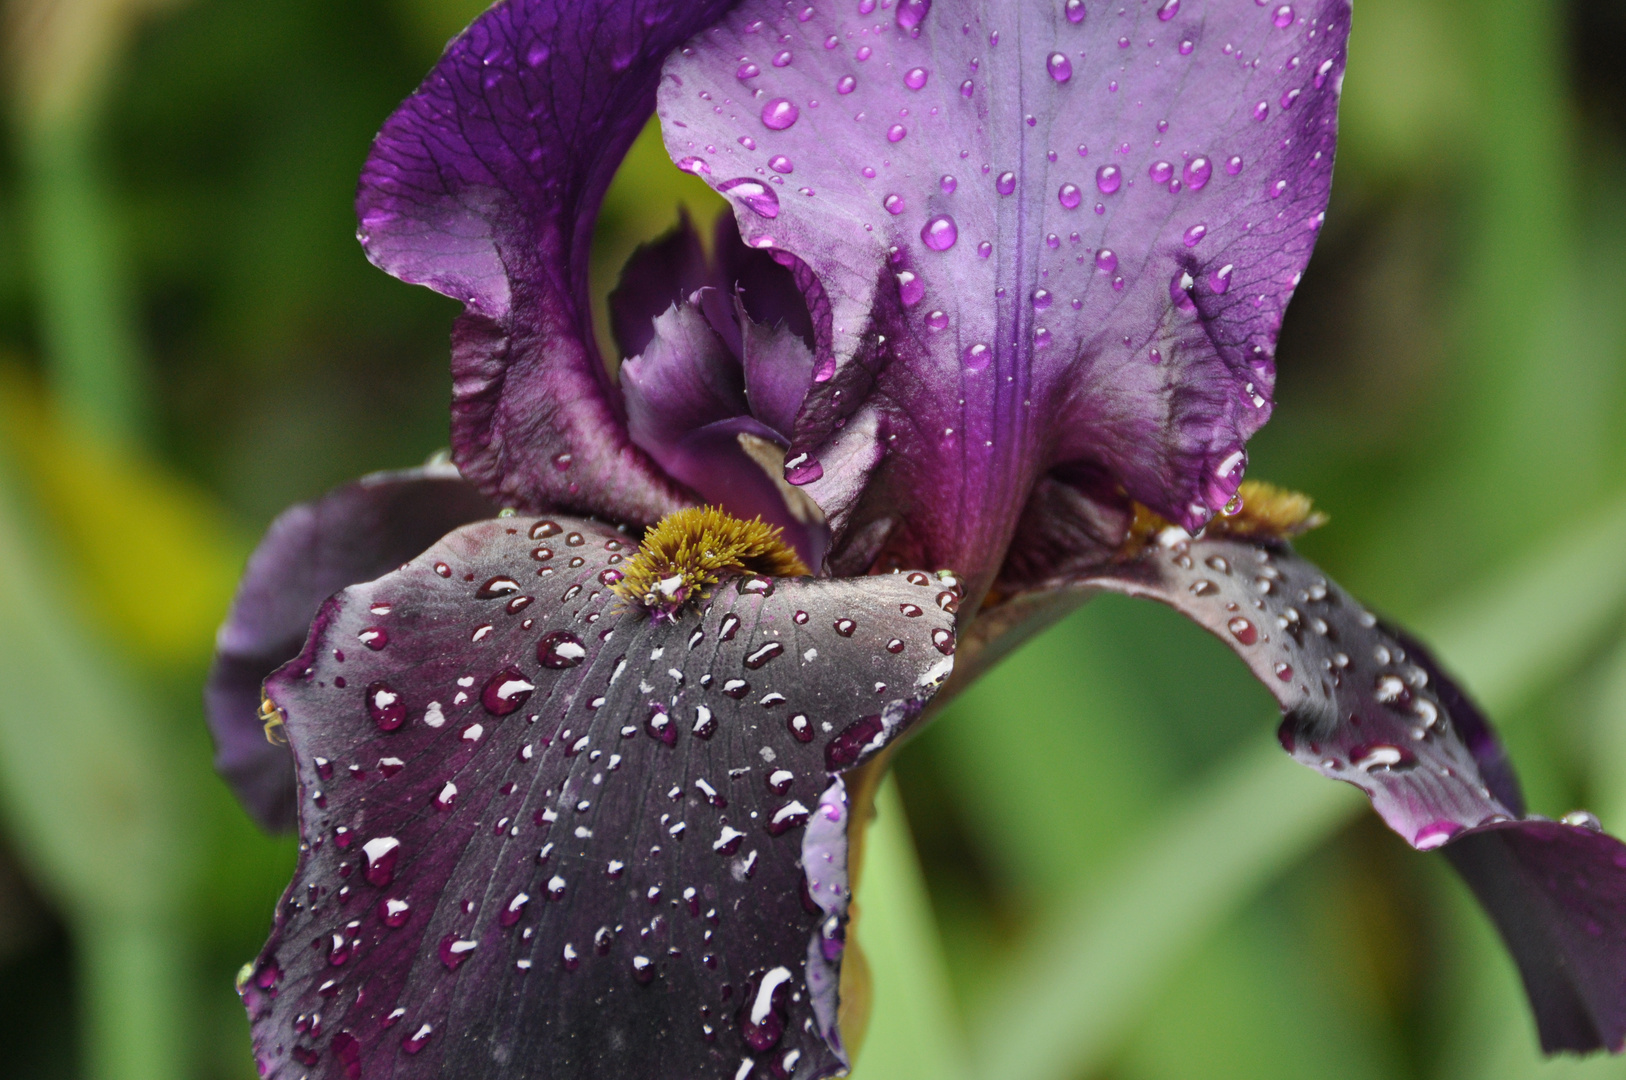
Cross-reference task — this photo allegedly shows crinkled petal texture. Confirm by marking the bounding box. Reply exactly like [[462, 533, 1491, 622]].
[[243, 514, 958, 1080], [661, 0, 1347, 596], [207, 466, 495, 831], [1073, 533, 1626, 1053], [356, 0, 739, 522]]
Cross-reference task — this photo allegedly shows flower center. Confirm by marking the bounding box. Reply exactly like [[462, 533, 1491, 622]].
[[613, 506, 810, 617]]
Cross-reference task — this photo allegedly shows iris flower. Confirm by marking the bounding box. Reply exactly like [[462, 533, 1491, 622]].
[[205, 1, 1626, 1077]]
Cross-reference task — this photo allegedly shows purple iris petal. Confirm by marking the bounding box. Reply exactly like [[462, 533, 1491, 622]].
[[1447, 820, 1626, 1053], [608, 211, 712, 361], [240, 515, 957, 1077], [356, 0, 735, 523], [1073, 532, 1626, 1053], [661, 0, 1347, 599], [206, 465, 494, 831]]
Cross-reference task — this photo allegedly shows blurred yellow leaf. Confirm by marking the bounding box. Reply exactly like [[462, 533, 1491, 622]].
[[0, 363, 249, 666]]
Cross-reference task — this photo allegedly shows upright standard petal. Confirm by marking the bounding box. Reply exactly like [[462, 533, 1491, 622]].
[[207, 466, 495, 831], [242, 514, 957, 1079], [661, 0, 1347, 598], [1069, 528, 1626, 1053], [357, 0, 737, 522]]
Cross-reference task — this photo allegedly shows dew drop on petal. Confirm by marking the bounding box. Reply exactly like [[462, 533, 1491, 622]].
[[887, 124, 908, 142], [1182, 223, 1207, 247], [1046, 52, 1073, 82], [1095, 164, 1121, 194], [895, 270, 924, 306], [996, 171, 1017, 196], [1226, 155, 1244, 175], [960, 78, 974, 98], [1158, 0, 1180, 19], [896, 0, 930, 30], [1149, 160, 1173, 184], [921, 214, 958, 250], [737, 63, 760, 80], [939, 174, 957, 194], [769, 155, 793, 173], [1058, 183, 1082, 208], [1095, 248, 1118, 273], [883, 193, 905, 215], [761, 98, 799, 130], [925, 309, 949, 331], [719, 177, 781, 219], [904, 67, 929, 90], [837, 74, 856, 94], [1209, 263, 1234, 293], [1065, 0, 1086, 23], [1273, 4, 1294, 28], [963, 343, 991, 371], [1183, 157, 1212, 190]]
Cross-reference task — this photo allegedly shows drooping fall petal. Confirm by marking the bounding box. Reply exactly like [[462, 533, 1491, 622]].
[[242, 513, 958, 1079], [206, 465, 494, 830], [1071, 530, 1626, 1053], [661, 0, 1347, 598]]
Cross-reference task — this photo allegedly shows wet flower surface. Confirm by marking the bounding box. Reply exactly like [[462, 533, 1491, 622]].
[[207, 1, 1626, 1077]]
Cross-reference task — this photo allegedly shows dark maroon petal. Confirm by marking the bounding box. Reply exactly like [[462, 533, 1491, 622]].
[[1446, 819, 1626, 1053], [206, 466, 495, 831], [610, 213, 712, 361], [661, 1, 1347, 598], [1072, 534, 1523, 846], [242, 515, 956, 1079], [1069, 532, 1626, 1053], [357, 0, 737, 522]]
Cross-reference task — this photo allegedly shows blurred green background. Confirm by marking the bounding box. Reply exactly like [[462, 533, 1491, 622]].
[[1, 1, 1624, 1078]]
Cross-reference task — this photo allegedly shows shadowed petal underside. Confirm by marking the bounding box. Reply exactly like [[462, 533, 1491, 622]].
[[243, 514, 957, 1079]]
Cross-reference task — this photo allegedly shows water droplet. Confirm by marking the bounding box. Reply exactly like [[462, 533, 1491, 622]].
[[768, 155, 793, 173], [1209, 263, 1233, 293], [895, 270, 924, 306], [1066, 0, 1086, 22], [977, 240, 993, 257], [1270, 178, 1288, 198], [1183, 156, 1212, 190], [439, 935, 477, 970], [1031, 288, 1053, 311], [1227, 617, 1258, 644], [1182, 223, 1207, 246], [738, 62, 760, 80], [366, 682, 406, 731], [886, 123, 908, 143], [883, 193, 906, 215], [1273, 4, 1294, 28], [1057, 182, 1083, 208], [963, 343, 991, 371], [772, 50, 793, 68], [761, 98, 799, 130], [996, 171, 1017, 196], [379, 897, 411, 927], [837, 74, 857, 94], [1095, 164, 1121, 193], [481, 667, 535, 715], [477, 575, 520, 598], [925, 309, 949, 331], [1274, 662, 1293, 681], [1046, 52, 1073, 82], [745, 642, 785, 669], [921, 214, 958, 250], [1226, 155, 1244, 175], [500, 892, 530, 927], [363, 836, 400, 887], [960, 78, 975, 98], [1158, 0, 1180, 19], [1563, 810, 1605, 832], [904, 67, 930, 90], [537, 629, 586, 668], [1149, 160, 1174, 185], [896, 0, 931, 29], [719, 178, 781, 219], [1095, 248, 1118, 273]]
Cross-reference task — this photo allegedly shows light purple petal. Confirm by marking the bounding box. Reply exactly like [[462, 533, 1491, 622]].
[[206, 465, 495, 831], [661, 1, 1347, 598], [242, 514, 957, 1079], [1071, 531, 1626, 1053], [357, 0, 736, 523]]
